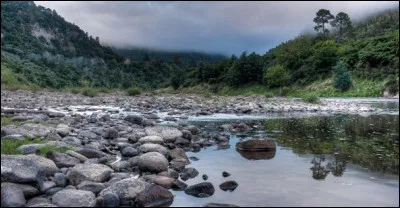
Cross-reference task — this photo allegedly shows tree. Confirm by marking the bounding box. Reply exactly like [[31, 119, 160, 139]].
[[313, 9, 334, 37], [265, 65, 290, 96], [332, 60, 352, 91], [331, 12, 352, 43]]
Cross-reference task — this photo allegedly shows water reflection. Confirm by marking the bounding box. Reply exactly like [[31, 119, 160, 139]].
[[310, 155, 330, 180], [236, 149, 276, 160], [264, 114, 399, 175]]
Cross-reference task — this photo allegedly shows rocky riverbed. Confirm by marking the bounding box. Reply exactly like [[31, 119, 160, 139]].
[[1, 90, 399, 207]]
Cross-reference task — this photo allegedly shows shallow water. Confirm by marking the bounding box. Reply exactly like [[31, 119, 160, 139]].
[[171, 114, 399, 207]]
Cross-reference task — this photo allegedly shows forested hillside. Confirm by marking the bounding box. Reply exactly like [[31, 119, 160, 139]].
[[1, 1, 398, 96], [1, 1, 225, 90], [178, 8, 399, 96]]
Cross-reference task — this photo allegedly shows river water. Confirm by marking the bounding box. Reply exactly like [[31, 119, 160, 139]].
[[38, 98, 400, 206], [170, 100, 399, 207]]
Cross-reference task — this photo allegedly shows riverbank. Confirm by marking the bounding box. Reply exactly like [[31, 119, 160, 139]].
[[1, 89, 398, 207]]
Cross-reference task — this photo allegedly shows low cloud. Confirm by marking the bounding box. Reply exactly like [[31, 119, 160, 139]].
[[35, 1, 399, 55]]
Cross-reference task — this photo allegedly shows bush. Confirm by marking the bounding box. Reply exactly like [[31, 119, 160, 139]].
[[265, 92, 274, 98], [301, 94, 320, 103], [333, 60, 352, 91], [81, 88, 98, 97], [127, 87, 142, 96], [385, 75, 399, 94]]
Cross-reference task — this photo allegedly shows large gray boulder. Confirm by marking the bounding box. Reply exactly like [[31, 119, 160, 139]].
[[61, 136, 82, 147], [138, 143, 169, 156], [235, 138, 276, 151], [135, 184, 174, 207], [52, 189, 96, 207], [67, 163, 113, 186], [97, 178, 149, 206], [1, 154, 59, 183], [76, 148, 106, 158], [124, 115, 143, 125], [77, 181, 106, 195], [1, 124, 54, 138], [47, 151, 80, 168], [145, 126, 183, 143], [1, 183, 27, 207], [78, 130, 98, 140], [138, 152, 169, 173], [56, 124, 70, 137], [104, 127, 119, 139], [138, 135, 163, 144]]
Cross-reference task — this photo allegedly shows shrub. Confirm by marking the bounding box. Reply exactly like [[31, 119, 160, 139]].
[[127, 87, 142, 96], [333, 60, 352, 91], [81, 88, 98, 97], [302, 94, 320, 103]]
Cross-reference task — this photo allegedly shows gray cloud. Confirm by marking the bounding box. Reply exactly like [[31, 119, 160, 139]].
[[35, 1, 398, 55]]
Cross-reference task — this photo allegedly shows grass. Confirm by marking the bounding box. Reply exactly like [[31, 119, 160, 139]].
[[1, 66, 41, 92], [287, 77, 388, 98], [301, 94, 320, 103], [1, 137, 72, 155], [1, 116, 21, 127], [65, 87, 114, 97], [126, 87, 142, 96]]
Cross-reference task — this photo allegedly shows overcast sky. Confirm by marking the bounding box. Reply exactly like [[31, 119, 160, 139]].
[[35, 1, 398, 55]]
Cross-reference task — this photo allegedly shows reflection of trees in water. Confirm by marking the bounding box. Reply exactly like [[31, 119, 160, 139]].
[[265, 114, 399, 175], [310, 155, 330, 180], [327, 154, 348, 177]]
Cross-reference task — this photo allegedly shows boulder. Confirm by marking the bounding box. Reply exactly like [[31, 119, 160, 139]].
[[135, 184, 174, 207], [53, 173, 68, 187], [138, 135, 164, 144], [97, 178, 149, 206], [124, 115, 143, 125], [145, 126, 182, 143], [52, 189, 96, 207], [138, 152, 169, 173], [235, 139, 276, 151], [138, 143, 169, 157], [121, 147, 138, 157], [1, 182, 26, 207], [180, 167, 199, 181], [1, 154, 58, 183], [47, 151, 80, 168], [184, 182, 215, 198], [61, 136, 81, 147], [169, 148, 188, 161], [76, 148, 106, 158], [77, 181, 106, 195], [67, 163, 113, 186], [219, 181, 238, 191], [104, 128, 119, 139]]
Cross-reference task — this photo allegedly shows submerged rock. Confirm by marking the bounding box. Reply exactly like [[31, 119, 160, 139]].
[[235, 138, 276, 151], [219, 181, 239, 191], [184, 182, 215, 198]]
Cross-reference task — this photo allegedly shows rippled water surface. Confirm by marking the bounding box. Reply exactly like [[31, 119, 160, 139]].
[[171, 114, 399, 207]]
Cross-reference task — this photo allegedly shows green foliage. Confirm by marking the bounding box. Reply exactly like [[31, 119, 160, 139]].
[[1, 116, 19, 127], [1, 137, 72, 155], [313, 9, 335, 36], [127, 87, 142, 96], [301, 94, 320, 103], [333, 60, 352, 91], [81, 88, 98, 97], [265, 65, 290, 88], [331, 12, 352, 43], [385, 75, 399, 94]]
